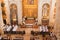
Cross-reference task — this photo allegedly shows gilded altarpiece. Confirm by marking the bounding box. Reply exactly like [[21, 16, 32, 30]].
[[22, 0, 38, 18]]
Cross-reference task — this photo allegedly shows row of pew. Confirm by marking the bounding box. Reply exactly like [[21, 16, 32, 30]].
[[4, 31, 25, 35], [4, 31, 50, 36], [31, 31, 50, 36], [0, 31, 57, 40], [0, 37, 24, 40]]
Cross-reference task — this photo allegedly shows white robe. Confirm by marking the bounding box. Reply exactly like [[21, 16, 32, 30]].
[[45, 26, 48, 32], [39, 26, 43, 32], [7, 26, 12, 31], [12, 25, 18, 31], [39, 25, 48, 32]]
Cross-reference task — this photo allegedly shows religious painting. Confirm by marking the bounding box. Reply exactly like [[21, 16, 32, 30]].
[[28, 0, 34, 5]]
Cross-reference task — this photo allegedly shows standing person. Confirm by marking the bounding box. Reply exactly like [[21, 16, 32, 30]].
[[39, 23, 48, 32], [7, 24, 12, 31], [12, 24, 18, 31], [10, 24, 14, 32]]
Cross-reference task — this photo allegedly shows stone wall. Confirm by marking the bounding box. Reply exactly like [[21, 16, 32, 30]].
[[55, 0, 60, 40]]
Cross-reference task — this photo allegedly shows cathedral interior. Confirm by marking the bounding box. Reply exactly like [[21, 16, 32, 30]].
[[0, 0, 60, 40]]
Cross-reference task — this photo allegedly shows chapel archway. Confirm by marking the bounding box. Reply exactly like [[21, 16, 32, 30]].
[[42, 3, 50, 25], [10, 4, 18, 25]]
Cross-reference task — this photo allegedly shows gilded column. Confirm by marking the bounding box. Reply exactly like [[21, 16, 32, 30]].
[[17, 0, 22, 24], [49, 0, 56, 26], [38, 0, 42, 24]]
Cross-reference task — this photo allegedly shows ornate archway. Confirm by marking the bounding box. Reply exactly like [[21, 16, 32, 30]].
[[42, 3, 50, 25], [10, 4, 18, 25]]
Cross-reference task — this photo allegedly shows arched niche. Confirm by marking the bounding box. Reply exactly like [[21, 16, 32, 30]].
[[42, 3, 50, 25], [42, 3, 50, 19], [10, 4, 18, 25]]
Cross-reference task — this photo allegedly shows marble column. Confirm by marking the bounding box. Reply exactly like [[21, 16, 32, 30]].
[[49, 0, 56, 26], [0, 1, 4, 27], [38, 0, 42, 24], [4, 0, 10, 24], [55, 0, 60, 40], [17, 0, 22, 24]]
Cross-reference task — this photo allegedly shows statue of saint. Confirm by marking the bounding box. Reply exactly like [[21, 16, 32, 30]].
[[43, 5, 48, 16], [42, 4, 49, 19]]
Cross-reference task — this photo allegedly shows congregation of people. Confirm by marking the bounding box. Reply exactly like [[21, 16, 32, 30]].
[[3, 24, 18, 32], [0, 23, 57, 40]]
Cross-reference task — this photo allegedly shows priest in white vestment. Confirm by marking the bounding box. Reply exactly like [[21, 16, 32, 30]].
[[6, 25, 12, 31], [39, 24, 48, 32], [12, 25, 18, 31]]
